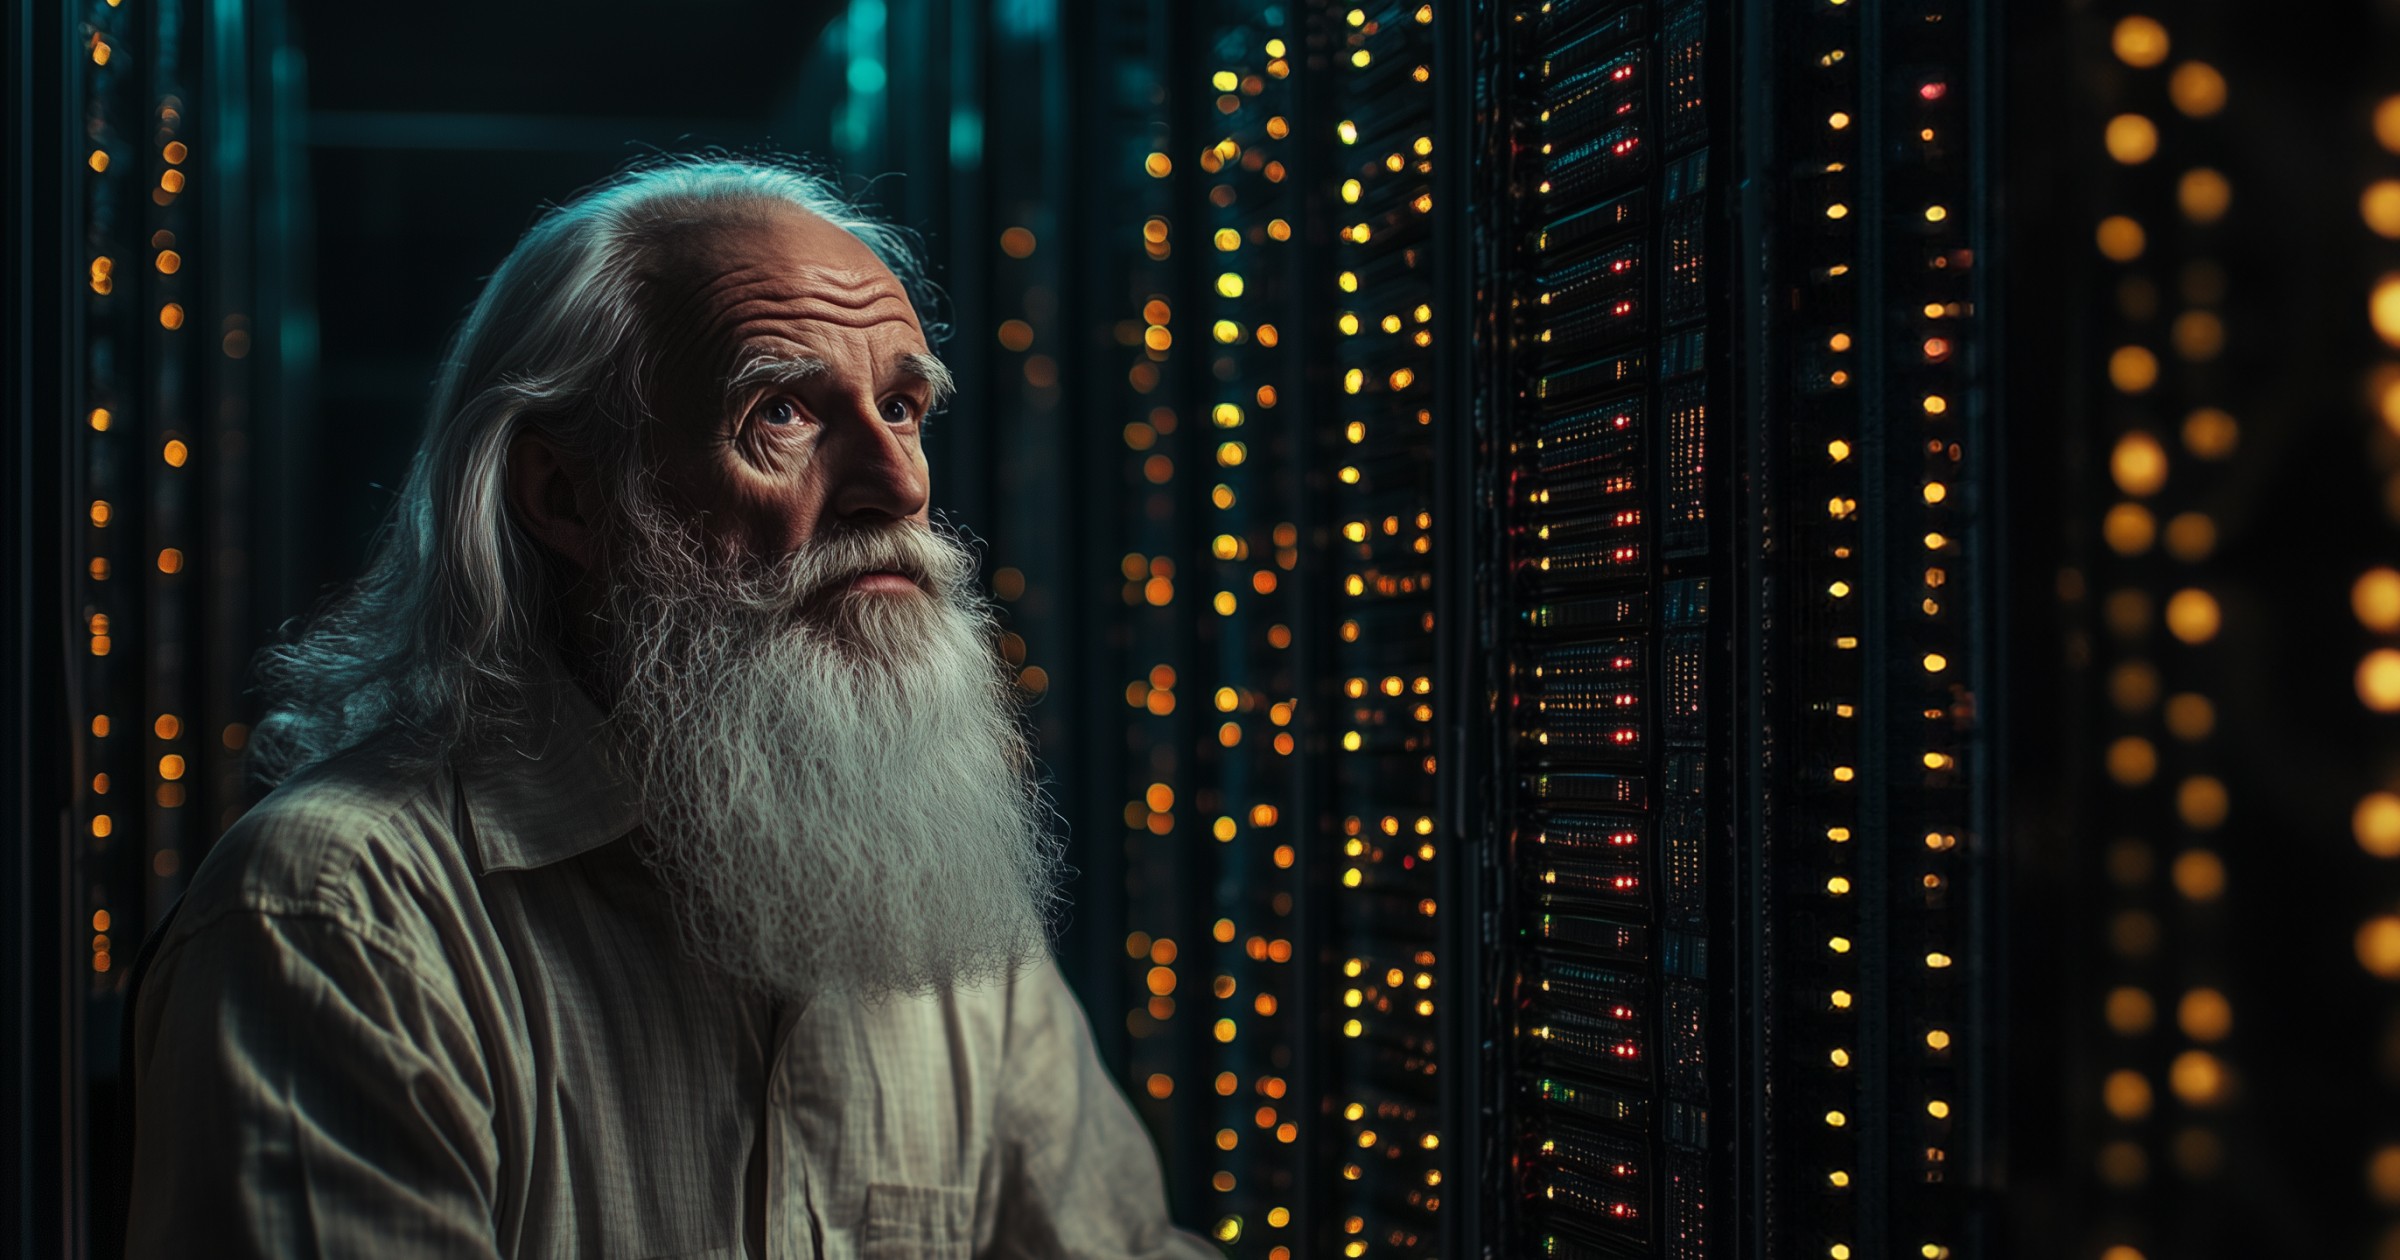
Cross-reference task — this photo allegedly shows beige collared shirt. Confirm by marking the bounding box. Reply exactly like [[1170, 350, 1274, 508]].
[[122, 665, 1213, 1259]]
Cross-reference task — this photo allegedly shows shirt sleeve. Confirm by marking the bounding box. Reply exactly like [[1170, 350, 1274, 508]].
[[986, 959, 1221, 1260], [122, 907, 502, 1259]]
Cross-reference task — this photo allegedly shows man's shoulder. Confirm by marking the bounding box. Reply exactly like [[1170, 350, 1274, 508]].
[[163, 734, 476, 967]]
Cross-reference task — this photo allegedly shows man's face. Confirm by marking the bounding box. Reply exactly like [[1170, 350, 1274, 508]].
[[634, 204, 941, 570], [584, 203, 1058, 1001]]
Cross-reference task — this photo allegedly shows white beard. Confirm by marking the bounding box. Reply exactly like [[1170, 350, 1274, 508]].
[[591, 502, 1065, 1004]]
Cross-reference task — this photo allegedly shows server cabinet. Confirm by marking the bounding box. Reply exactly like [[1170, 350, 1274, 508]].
[[9, 0, 309, 1252], [1060, 0, 2004, 1255]]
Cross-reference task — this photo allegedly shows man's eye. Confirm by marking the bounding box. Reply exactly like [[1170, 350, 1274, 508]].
[[760, 398, 803, 427], [882, 398, 920, 425]]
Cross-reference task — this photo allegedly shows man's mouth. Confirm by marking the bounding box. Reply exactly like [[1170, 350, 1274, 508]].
[[842, 569, 924, 595]]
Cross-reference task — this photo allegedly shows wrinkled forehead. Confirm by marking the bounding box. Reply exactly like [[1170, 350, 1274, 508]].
[[629, 204, 925, 383]]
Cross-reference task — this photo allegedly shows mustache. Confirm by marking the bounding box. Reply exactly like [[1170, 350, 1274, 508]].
[[754, 519, 977, 616]]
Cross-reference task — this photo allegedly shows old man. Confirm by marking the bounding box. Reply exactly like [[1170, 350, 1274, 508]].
[[122, 156, 1213, 1259]]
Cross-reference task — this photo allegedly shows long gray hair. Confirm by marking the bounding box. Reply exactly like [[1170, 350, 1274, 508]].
[[246, 155, 943, 789]]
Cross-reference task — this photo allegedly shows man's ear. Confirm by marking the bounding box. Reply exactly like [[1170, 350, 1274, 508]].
[[505, 426, 600, 573]]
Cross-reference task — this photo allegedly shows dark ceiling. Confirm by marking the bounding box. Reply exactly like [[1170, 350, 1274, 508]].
[[299, 0, 843, 119]]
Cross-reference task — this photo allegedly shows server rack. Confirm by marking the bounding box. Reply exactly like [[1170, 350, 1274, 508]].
[[1078, 1, 2003, 1255], [11, 0, 308, 1252], [1493, 0, 1727, 1254]]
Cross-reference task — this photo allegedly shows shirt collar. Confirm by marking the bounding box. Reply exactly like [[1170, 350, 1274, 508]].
[[457, 649, 645, 875]]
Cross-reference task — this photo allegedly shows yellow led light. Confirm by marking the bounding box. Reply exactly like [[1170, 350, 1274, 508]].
[[2170, 61, 2226, 116], [2168, 1050, 2227, 1104], [2364, 182, 2400, 239], [2112, 16, 2169, 67], [2364, 915, 2400, 978], [2164, 589, 2220, 644], [2102, 1065, 2160, 1113], [2110, 431, 2168, 496], [2179, 988, 2233, 1041], [2178, 168, 2230, 223], [2362, 649, 2400, 711], [2108, 736, 2158, 786], [2378, 95, 2400, 155], [2177, 774, 2228, 828], [2183, 407, 2238, 457], [2105, 114, 2159, 164], [2374, 275, 2400, 347], [2357, 792, 2400, 857], [2095, 215, 2145, 261]]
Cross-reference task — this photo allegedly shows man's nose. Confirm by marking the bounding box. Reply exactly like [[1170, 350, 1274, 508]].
[[822, 403, 929, 523]]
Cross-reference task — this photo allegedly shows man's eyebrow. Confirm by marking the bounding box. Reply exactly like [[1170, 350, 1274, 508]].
[[723, 354, 830, 398], [898, 353, 956, 408]]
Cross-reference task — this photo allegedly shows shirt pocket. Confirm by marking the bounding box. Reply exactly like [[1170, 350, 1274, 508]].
[[860, 1181, 973, 1260]]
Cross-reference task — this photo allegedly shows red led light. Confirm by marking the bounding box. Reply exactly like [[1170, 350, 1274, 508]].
[[1920, 81, 1947, 100]]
